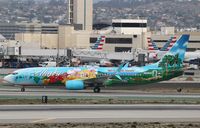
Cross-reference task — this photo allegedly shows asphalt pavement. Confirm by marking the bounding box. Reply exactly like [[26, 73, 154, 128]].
[[0, 104, 199, 123]]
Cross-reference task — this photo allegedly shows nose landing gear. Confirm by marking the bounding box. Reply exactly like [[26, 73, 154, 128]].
[[93, 86, 101, 93], [21, 86, 25, 92]]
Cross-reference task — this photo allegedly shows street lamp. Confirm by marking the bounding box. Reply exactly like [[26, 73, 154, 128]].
[[0, 45, 4, 67]]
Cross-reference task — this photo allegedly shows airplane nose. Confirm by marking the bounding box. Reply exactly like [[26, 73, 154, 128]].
[[3, 75, 14, 84]]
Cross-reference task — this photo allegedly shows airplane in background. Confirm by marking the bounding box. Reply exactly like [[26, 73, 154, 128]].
[[184, 50, 200, 62], [147, 36, 177, 61], [147, 36, 176, 51], [77, 35, 113, 66], [147, 37, 159, 51], [90, 35, 105, 50], [4, 35, 189, 93], [148, 36, 200, 62], [85, 35, 114, 66]]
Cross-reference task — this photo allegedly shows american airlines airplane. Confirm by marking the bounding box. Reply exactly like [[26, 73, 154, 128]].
[[147, 36, 176, 61], [148, 36, 200, 62], [184, 50, 200, 62], [4, 35, 189, 93], [90, 35, 105, 50]]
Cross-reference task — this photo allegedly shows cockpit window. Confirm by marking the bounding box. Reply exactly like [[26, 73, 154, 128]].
[[12, 73, 18, 75]]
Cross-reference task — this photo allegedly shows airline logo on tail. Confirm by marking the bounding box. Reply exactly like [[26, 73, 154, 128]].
[[147, 36, 176, 51], [91, 36, 105, 50], [160, 36, 176, 51], [147, 37, 159, 50]]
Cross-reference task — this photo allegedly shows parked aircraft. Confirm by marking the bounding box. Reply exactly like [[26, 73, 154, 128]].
[[148, 36, 176, 61], [184, 50, 200, 62], [91, 36, 105, 50], [147, 36, 176, 51], [148, 36, 200, 62], [147, 37, 159, 51], [4, 35, 189, 93]]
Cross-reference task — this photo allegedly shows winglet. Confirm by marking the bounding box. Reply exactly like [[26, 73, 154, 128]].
[[115, 61, 130, 80]]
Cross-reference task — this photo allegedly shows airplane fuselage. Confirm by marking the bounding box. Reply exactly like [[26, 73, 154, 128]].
[[4, 63, 183, 87]]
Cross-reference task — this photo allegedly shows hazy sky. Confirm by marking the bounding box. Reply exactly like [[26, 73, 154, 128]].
[[94, 0, 110, 3]]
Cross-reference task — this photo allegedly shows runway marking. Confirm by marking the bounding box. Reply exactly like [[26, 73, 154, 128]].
[[31, 118, 55, 123]]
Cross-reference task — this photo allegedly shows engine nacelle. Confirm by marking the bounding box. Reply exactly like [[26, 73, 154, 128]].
[[65, 80, 85, 90], [149, 53, 158, 61]]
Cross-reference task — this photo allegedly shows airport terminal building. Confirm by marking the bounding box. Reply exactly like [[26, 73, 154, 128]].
[[0, 0, 200, 63]]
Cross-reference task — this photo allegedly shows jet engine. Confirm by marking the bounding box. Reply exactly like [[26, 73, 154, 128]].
[[149, 53, 158, 61], [65, 80, 85, 90]]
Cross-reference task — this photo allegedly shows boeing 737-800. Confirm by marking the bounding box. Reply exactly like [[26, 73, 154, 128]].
[[4, 35, 189, 93]]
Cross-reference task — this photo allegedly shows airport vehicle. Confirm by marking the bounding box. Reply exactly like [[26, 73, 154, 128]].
[[4, 35, 189, 93]]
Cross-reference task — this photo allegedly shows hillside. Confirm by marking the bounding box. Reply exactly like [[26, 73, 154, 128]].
[[93, 0, 200, 29], [0, 0, 199, 29]]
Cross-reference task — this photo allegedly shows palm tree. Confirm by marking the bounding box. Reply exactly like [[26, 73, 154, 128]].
[[169, 55, 175, 67], [174, 54, 179, 66], [158, 55, 168, 78]]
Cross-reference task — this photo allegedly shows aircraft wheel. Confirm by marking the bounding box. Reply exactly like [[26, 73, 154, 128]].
[[21, 87, 25, 92], [93, 87, 101, 93], [177, 88, 182, 92]]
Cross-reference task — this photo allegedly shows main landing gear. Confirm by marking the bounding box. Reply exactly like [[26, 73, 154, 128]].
[[93, 86, 101, 93], [21, 86, 25, 92], [177, 88, 182, 93]]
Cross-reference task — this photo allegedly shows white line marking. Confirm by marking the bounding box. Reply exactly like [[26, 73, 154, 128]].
[[32, 118, 55, 123]]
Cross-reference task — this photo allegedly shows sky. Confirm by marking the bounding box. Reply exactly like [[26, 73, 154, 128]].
[[93, 0, 110, 3]]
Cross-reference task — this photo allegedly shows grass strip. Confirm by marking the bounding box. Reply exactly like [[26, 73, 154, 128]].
[[0, 122, 200, 128], [0, 97, 200, 105]]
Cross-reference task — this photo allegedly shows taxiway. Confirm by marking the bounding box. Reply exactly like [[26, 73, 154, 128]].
[[0, 87, 200, 99], [0, 104, 199, 123]]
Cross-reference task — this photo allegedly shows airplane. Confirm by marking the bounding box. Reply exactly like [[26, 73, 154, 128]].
[[148, 36, 200, 62], [147, 36, 176, 61], [147, 37, 159, 51], [90, 35, 105, 50], [147, 36, 176, 51], [3, 35, 189, 93], [184, 50, 200, 62]]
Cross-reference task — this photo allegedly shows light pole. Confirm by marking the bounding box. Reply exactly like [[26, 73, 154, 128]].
[[56, 32, 60, 67], [0, 45, 4, 67]]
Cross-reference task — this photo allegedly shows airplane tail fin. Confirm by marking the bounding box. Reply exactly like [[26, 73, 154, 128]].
[[91, 36, 105, 50], [157, 35, 190, 66], [160, 36, 177, 51], [147, 37, 159, 50]]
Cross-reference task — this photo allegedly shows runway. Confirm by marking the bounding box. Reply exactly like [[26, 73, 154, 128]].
[[0, 82, 200, 123], [0, 104, 199, 123]]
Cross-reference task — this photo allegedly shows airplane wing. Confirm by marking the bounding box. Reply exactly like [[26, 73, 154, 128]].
[[80, 61, 129, 86]]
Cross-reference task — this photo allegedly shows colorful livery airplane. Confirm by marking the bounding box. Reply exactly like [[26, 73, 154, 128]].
[[4, 35, 189, 93]]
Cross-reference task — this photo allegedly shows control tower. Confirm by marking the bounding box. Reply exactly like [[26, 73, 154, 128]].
[[67, 0, 93, 31]]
